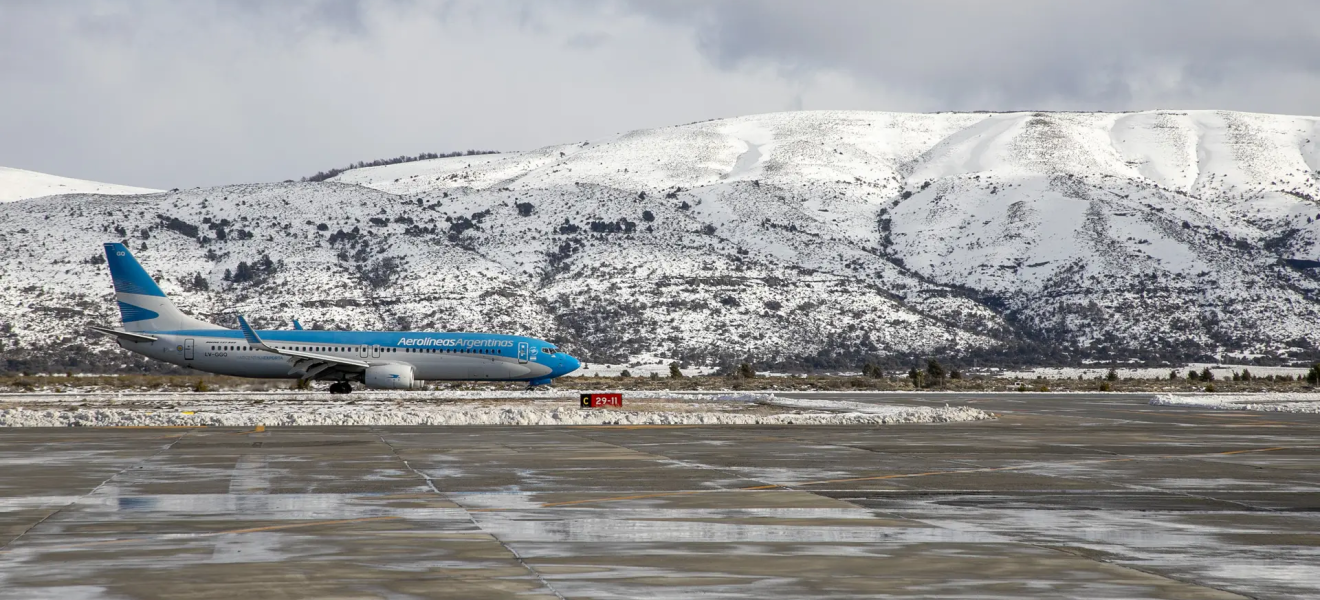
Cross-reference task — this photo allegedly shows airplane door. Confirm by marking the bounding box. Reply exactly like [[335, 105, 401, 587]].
[[372, 345, 381, 358], [358, 345, 368, 358], [517, 342, 529, 364], [184, 338, 194, 361]]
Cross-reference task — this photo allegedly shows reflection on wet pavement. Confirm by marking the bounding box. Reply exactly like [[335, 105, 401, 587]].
[[0, 393, 1316, 598]]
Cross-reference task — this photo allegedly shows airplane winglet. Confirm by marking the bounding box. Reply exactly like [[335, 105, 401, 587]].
[[236, 315, 268, 349], [236, 315, 370, 369], [292, 319, 304, 330]]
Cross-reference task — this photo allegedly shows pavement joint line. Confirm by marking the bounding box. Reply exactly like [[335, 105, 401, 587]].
[[0, 516, 404, 555], [0, 428, 198, 553], [523, 446, 1297, 508], [374, 431, 567, 600], [552, 428, 799, 509], [1033, 543, 1255, 599]]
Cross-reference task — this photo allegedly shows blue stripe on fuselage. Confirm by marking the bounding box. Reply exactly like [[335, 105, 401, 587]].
[[143, 329, 547, 349]]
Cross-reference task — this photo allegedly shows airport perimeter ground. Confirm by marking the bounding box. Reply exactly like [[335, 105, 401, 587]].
[[1, 393, 1317, 599]]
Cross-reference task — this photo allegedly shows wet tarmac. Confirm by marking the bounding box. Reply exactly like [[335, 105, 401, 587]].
[[0, 392, 1317, 599]]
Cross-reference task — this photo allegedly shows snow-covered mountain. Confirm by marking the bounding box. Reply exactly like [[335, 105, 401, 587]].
[[4, 110, 1320, 372], [0, 166, 159, 202]]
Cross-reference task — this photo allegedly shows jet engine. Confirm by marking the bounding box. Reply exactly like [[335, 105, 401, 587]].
[[364, 363, 420, 389]]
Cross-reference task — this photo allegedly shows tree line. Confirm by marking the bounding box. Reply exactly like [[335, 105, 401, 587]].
[[300, 150, 500, 182]]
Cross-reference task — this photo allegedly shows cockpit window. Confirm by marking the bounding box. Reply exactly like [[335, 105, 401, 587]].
[[540, 347, 557, 355]]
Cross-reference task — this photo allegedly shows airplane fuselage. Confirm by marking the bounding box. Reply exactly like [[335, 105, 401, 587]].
[[118, 329, 574, 382]]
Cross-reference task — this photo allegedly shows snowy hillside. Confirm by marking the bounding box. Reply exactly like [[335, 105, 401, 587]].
[[4, 109, 1320, 372], [0, 166, 160, 202]]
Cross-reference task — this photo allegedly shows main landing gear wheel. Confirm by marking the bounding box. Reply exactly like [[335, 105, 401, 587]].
[[329, 382, 353, 394]]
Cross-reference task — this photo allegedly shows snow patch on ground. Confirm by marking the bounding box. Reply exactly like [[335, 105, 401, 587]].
[[0, 405, 992, 427], [760, 397, 970, 418], [1151, 393, 1320, 413], [0, 391, 992, 427], [0, 166, 160, 202]]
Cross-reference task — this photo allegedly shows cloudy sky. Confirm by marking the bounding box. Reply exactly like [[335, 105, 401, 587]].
[[4, 0, 1320, 189]]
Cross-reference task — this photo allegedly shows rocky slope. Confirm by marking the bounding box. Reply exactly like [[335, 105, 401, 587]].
[[3, 110, 1320, 373]]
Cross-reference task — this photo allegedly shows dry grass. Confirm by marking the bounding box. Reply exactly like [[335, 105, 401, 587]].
[[0, 374, 1311, 394]]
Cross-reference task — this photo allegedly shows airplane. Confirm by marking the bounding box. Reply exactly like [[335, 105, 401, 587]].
[[90, 242, 581, 393]]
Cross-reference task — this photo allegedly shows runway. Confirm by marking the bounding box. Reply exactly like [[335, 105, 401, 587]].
[[1, 392, 1317, 599]]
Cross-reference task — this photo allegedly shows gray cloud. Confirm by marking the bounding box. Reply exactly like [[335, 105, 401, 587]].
[[2, 0, 1319, 189], [631, 0, 1320, 112]]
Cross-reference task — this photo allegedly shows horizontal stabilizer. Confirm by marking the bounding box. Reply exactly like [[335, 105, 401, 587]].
[[90, 325, 158, 343]]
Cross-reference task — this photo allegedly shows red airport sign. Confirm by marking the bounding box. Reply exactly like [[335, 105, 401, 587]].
[[580, 393, 623, 408]]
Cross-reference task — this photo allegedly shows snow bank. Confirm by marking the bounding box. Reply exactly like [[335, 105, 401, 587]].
[[0, 405, 991, 427], [1151, 393, 1320, 413], [761, 397, 962, 416], [0, 391, 992, 427]]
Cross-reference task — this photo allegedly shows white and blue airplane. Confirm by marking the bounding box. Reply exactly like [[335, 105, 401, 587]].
[[90, 242, 580, 393]]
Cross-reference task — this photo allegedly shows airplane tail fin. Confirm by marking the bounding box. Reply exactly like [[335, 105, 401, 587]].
[[103, 242, 222, 332]]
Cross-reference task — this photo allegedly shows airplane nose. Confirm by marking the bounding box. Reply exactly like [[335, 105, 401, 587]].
[[561, 354, 581, 375]]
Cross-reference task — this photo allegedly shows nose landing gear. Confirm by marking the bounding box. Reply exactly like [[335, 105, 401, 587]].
[[525, 377, 554, 390], [329, 381, 353, 394]]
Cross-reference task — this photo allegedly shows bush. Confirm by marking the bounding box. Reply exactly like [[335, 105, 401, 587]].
[[1106, 368, 1118, 382], [909, 368, 926, 389], [184, 272, 209, 292], [1204, 384, 1216, 392], [1098, 382, 1112, 392], [926, 360, 945, 386], [1307, 364, 1320, 386], [669, 363, 684, 378], [192, 379, 210, 392], [158, 215, 200, 238], [1200, 367, 1215, 382]]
